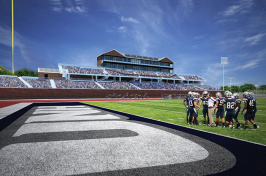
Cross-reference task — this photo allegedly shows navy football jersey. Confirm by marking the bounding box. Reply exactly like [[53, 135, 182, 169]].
[[188, 97, 195, 108], [247, 97, 256, 110], [183, 97, 189, 105], [243, 98, 248, 104], [235, 98, 241, 108], [223, 98, 236, 114], [216, 97, 225, 110], [200, 97, 208, 108]]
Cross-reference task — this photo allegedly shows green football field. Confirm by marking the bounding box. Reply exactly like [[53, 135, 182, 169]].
[[84, 98, 266, 145]]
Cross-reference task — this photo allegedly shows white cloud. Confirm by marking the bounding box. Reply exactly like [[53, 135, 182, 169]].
[[244, 33, 265, 46], [223, 0, 253, 16], [97, 0, 119, 14], [235, 59, 262, 70], [50, 0, 88, 14], [118, 26, 127, 32], [0, 26, 38, 67], [121, 16, 139, 23]]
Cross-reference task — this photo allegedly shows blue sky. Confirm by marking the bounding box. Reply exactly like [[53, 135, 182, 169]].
[[0, 0, 266, 88]]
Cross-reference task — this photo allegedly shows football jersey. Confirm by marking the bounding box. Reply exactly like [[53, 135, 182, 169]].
[[235, 98, 241, 108], [247, 97, 257, 110], [243, 98, 248, 104], [183, 97, 189, 105], [188, 97, 196, 108], [200, 96, 208, 108], [223, 98, 236, 113], [216, 97, 225, 110], [194, 98, 199, 105]]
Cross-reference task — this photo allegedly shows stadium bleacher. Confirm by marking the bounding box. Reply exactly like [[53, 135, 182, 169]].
[[99, 82, 137, 90], [62, 66, 104, 75], [54, 79, 101, 89], [0, 75, 217, 91], [179, 75, 204, 81], [135, 71, 158, 77], [157, 73, 181, 79], [0, 76, 27, 88], [105, 69, 137, 76], [23, 78, 52, 88]]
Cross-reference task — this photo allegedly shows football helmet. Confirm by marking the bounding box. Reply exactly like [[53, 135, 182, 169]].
[[225, 91, 232, 98], [243, 92, 248, 98], [188, 91, 193, 97], [202, 91, 208, 97], [216, 92, 222, 98], [233, 93, 239, 99], [224, 91, 229, 97], [249, 92, 254, 97]]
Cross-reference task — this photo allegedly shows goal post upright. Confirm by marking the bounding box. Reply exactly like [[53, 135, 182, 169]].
[[12, 0, 14, 74]]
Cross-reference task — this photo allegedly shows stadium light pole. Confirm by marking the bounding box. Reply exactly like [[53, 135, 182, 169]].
[[229, 77, 233, 92], [221, 57, 228, 90]]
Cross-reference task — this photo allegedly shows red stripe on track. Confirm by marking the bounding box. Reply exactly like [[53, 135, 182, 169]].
[[0, 98, 168, 108]]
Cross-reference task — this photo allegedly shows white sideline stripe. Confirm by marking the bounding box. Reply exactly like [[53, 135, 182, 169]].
[[0, 103, 32, 120], [89, 104, 266, 147]]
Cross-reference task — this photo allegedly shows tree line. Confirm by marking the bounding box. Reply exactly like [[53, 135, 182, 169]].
[[0, 68, 38, 77], [220, 84, 266, 93]]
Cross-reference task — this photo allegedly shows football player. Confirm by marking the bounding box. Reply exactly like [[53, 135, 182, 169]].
[[215, 92, 225, 127], [222, 91, 236, 128], [242, 92, 249, 118], [192, 92, 200, 125], [233, 93, 241, 129], [187, 92, 199, 125], [241, 92, 258, 130], [199, 91, 209, 125], [183, 91, 192, 124]]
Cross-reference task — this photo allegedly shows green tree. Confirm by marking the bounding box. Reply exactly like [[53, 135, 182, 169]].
[[258, 85, 266, 90], [230, 85, 240, 93], [240, 83, 256, 92], [0, 70, 12, 75], [220, 85, 230, 91], [14, 68, 38, 77]]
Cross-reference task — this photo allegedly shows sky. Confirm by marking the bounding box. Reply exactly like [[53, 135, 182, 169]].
[[0, 0, 266, 88]]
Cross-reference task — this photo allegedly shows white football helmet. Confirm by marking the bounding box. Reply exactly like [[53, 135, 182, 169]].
[[188, 91, 193, 97], [202, 91, 208, 97], [249, 92, 254, 97], [194, 92, 200, 98], [243, 92, 248, 98], [233, 93, 239, 99], [216, 92, 222, 98], [225, 91, 232, 98]]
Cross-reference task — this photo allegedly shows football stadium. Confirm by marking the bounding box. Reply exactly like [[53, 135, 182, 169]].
[[1, 49, 266, 175], [0, 49, 219, 99], [1, 0, 266, 175]]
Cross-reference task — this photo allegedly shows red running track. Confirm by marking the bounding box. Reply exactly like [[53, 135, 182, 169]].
[[0, 98, 167, 108]]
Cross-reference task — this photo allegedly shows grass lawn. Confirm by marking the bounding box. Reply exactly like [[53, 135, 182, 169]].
[[83, 98, 266, 145]]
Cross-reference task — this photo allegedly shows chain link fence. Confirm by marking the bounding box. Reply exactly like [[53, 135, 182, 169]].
[[236, 90, 266, 98]]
